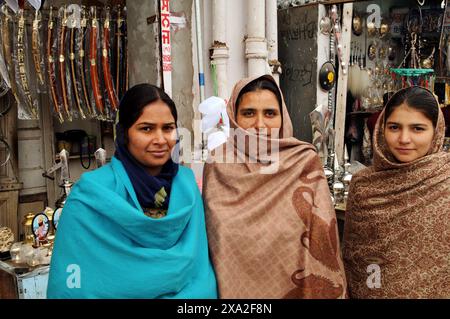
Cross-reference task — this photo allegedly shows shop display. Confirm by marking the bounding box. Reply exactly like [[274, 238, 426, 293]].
[[310, 0, 449, 209], [0, 3, 128, 122]]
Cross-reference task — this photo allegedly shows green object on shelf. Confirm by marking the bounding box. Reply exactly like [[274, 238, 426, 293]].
[[390, 68, 434, 76]]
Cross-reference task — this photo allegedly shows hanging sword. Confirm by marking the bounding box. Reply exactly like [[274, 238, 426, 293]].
[[115, 6, 123, 100], [69, 14, 85, 119], [32, 9, 44, 85], [90, 6, 104, 117], [17, 8, 39, 118], [46, 6, 64, 123], [78, 6, 94, 118], [102, 6, 118, 113], [123, 6, 128, 95], [1, 5, 20, 104], [58, 6, 72, 121]]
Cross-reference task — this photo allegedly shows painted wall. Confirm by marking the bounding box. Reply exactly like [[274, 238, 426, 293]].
[[127, 0, 161, 86]]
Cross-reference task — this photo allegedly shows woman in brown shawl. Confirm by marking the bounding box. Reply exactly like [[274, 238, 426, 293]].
[[203, 75, 347, 299], [343, 86, 450, 298]]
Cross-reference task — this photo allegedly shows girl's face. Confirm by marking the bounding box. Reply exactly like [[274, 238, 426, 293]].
[[384, 103, 434, 163], [236, 89, 282, 137], [127, 101, 177, 176]]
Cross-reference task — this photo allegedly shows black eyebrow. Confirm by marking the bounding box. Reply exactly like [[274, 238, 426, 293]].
[[386, 121, 429, 127], [137, 122, 176, 126]]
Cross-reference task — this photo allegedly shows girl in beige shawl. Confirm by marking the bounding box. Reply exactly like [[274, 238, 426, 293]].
[[203, 75, 347, 299], [343, 86, 450, 298]]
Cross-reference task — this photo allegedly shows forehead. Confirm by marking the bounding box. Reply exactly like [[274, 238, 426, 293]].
[[135, 100, 175, 122], [386, 103, 432, 124], [239, 89, 279, 108]]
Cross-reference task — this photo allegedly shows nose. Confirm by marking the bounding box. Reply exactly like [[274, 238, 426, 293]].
[[255, 113, 267, 130], [398, 129, 411, 144], [153, 129, 167, 145]]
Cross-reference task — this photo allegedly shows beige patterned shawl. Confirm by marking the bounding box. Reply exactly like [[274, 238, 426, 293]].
[[203, 75, 347, 299], [343, 88, 450, 298]]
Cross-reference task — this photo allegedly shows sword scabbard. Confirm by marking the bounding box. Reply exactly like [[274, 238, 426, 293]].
[[90, 6, 104, 116], [102, 7, 118, 112]]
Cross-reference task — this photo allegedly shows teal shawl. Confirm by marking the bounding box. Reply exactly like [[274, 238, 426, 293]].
[[47, 157, 217, 299]]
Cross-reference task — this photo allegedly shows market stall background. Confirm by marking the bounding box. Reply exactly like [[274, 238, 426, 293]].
[[0, 0, 449, 299]]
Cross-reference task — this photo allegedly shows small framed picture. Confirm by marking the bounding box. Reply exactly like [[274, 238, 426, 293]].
[[32, 213, 50, 242], [52, 208, 63, 230]]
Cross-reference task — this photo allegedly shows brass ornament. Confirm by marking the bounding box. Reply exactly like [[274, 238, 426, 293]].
[[367, 21, 378, 37], [368, 42, 377, 60], [352, 13, 363, 36], [379, 22, 390, 38]]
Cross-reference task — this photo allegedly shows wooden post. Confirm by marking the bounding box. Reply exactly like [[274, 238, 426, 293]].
[[334, 3, 352, 165], [0, 93, 22, 239]]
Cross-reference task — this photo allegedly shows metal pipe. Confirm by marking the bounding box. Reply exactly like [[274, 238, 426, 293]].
[[211, 0, 229, 99], [246, 0, 267, 77], [266, 0, 280, 84], [194, 0, 205, 103]]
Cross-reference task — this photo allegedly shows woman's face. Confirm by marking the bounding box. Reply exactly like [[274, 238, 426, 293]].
[[384, 103, 434, 163], [127, 100, 177, 176], [236, 89, 282, 137]]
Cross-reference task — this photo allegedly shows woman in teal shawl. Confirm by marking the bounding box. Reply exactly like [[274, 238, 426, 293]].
[[47, 84, 217, 299]]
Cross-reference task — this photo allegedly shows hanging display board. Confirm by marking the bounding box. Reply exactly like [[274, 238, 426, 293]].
[[278, 4, 319, 143]]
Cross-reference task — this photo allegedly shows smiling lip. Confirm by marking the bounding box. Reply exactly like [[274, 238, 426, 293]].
[[395, 148, 414, 154], [148, 150, 168, 157]]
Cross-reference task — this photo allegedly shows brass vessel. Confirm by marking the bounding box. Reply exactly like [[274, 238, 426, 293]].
[[23, 213, 35, 245]]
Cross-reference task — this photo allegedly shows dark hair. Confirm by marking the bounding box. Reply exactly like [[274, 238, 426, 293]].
[[118, 83, 177, 131], [384, 86, 438, 127], [235, 78, 283, 117]]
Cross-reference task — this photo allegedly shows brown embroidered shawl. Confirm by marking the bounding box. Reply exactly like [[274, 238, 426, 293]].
[[203, 75, 347, 298], [343, 88, 450, 298]]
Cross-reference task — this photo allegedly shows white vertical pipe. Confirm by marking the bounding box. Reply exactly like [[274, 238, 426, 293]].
[[246, 0, 267, 77], [265, 0, 279, 84], [194, 0, 205, 103], [211, 0, 229, 99]]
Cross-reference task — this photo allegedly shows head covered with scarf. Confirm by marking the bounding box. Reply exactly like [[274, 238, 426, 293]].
[[343, 86, 450, 298], [115, 83, 179, 212], [203, 74, 347, 298]]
